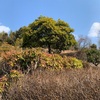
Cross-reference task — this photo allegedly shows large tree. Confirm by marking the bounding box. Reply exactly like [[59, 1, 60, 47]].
[[22, 16, 77, 53]]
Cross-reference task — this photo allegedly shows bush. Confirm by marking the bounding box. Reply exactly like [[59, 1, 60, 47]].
[[0, 42, 15, 56], [86, 49, 100, 66], [1, 49, 37, 73], [68, 57, 83, 68], [0, 70, 22, 93]]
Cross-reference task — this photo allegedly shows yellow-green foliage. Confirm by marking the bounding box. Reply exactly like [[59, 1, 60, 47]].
[[39, 53, 64, 69], [0, 70, 22, 93], [67, 57, 83, 68], [0, 75, 8, 93], [10, 70, 22, 79], [39, 53, 83, 69]]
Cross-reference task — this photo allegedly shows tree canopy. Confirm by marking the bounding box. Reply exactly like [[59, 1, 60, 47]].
[[22, 16, 77, 53]]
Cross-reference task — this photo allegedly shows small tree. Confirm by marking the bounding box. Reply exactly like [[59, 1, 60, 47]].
[[77, 35, 91, 50], [73, 35, 91, 61], [7, 31, 17, 45], [0, 32, 8, 43], [90, 44, 97, 49], [86, 49, 100, 66]]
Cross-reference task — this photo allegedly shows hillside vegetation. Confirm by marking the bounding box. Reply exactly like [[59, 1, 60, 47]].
[[0, 16, 100, 100]]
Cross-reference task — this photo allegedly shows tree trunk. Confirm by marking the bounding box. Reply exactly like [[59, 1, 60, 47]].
[[48, 44, 51, 53]]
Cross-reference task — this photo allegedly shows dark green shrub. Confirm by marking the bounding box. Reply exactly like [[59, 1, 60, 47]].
[[86, 49, 100, 66]]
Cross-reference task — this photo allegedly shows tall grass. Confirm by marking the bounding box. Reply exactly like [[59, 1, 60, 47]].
[[2, 67, 100, 100]]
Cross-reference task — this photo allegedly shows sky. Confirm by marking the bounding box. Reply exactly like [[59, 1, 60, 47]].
[[0, 0, 100, 45]]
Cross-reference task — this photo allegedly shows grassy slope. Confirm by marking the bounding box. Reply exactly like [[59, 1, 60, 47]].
[[2, 67, 100, 100], [0, 46, 100, 100]]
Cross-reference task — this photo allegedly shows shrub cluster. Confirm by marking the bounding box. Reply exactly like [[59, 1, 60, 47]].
[[1, 48, 83, 72]]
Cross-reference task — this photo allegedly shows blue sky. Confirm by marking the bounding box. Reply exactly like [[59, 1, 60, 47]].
[[0, 0, 100, 45]]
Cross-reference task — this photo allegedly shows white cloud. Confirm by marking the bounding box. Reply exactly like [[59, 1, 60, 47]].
[[88, 22, 100, 37], [0, 25, 10, 33]]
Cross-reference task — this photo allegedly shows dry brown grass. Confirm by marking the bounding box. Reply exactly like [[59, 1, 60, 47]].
[[2, 67, 100, 100]]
